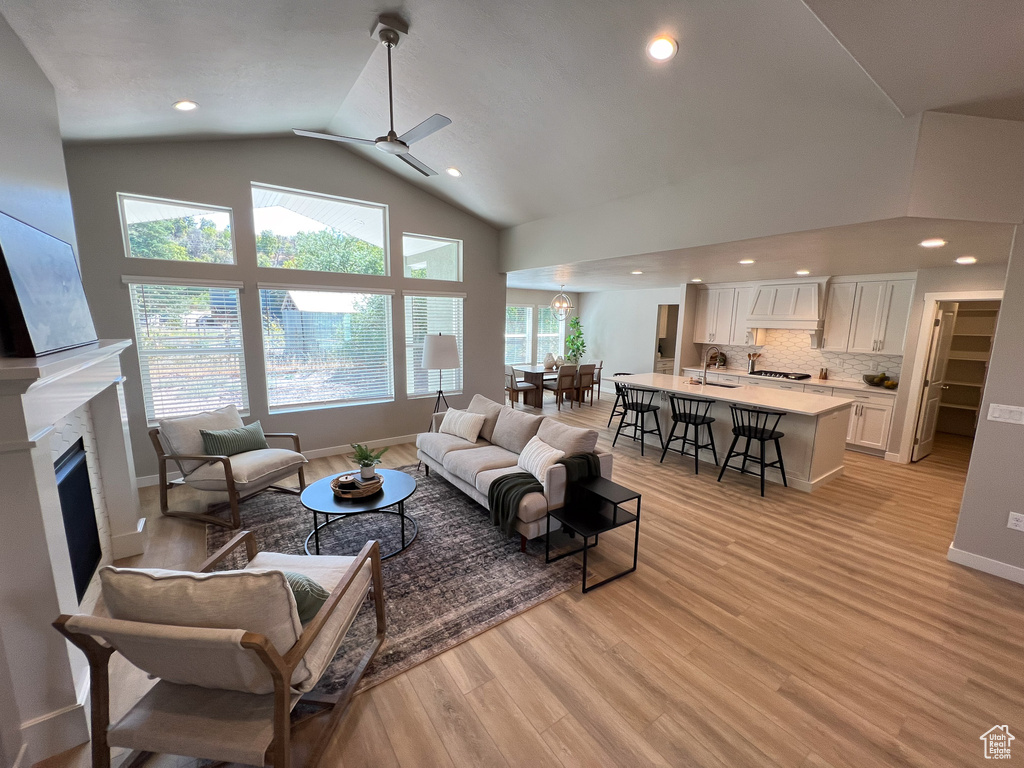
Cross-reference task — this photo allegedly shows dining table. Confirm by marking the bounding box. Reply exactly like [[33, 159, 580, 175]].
[[511, 363, 558, 408]]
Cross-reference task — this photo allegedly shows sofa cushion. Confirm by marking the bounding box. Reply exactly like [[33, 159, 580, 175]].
[[474, 467, 550, 524], [416, 431, 485, 463], [491, 408, 544, 453], [185, 448, 306, 492], [159, 404, 244, 474], [518, 436, 564, 485], [442, 445, 520, 485], [467, 395, 504, 443], [439, 409, 486, 443], [537, 419, 599, 456]]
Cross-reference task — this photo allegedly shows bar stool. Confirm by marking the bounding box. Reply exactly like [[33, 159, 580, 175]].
[[660, 395, 718, 473], [612, 385, 664, 457], [717, 405, 788, 496], [607, 374, 634, 427]]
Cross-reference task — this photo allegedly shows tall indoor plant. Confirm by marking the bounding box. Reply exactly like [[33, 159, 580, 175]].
[[565, 316, 586, 365]]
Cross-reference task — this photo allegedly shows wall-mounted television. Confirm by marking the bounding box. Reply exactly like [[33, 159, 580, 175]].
[[0, 210, 97, 357]]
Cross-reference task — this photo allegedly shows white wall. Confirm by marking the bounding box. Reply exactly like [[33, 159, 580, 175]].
[[64, 138, 502, 479], [579, 287, 684, 375]]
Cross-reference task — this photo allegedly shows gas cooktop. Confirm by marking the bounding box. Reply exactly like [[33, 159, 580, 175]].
[[748, 370, 812, 380]]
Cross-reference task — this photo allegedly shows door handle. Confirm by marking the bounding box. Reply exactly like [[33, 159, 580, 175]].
[[941, 384, 949, 390]]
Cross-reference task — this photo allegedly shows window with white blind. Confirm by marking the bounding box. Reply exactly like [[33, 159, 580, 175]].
[[128, 282, 249, 422], [119, 194, 235, 264], [536, 307, 565, 363], [405, 294, 464, 396], [251, 183, 387, 275], [259, 288, 393, 410], [504, 306, 532, 365]]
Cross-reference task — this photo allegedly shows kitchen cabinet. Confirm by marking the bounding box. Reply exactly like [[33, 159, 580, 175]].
[[654, 358, 676, 374], [728, 287, 766, 346], [838, 279, 914, 354], [844, 391, 895, 451], [692, 287, 735, 344], [747, 282, 819, 326]]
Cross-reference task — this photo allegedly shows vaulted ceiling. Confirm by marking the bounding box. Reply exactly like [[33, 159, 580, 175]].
[[2, 0, 1022, 286]]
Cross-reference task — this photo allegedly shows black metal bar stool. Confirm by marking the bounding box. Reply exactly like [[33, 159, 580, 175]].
[[612, 385, 664, 457], [606, 374, 634, 427], [660, 395, 718, 473], [716, 406, 788, 496]]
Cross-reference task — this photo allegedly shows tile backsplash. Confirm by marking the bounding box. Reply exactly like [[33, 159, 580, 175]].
[[703, 329, 904, 381]]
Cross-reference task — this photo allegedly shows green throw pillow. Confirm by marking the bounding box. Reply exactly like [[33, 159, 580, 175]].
[[200, 421, 269, 456], [283, 571, 330, 624]]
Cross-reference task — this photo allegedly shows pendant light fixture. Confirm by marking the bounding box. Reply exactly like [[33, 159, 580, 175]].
[[550, 285, 574, 320]]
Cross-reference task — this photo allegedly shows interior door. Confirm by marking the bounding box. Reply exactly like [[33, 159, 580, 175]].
[[912, 304, 957, 461]]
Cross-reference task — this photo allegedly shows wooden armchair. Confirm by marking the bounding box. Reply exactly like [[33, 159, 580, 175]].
[[150, 404, 307, 529], [542, 364, 577, 410], [54, 531, 385, 768]]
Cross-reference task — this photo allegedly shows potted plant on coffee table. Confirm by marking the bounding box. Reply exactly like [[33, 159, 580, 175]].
[[351, 443, 388, 480]]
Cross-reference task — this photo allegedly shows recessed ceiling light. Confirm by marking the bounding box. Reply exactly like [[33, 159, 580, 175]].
[[631, 270, 643, 275], [647, 36, 678, 61], [172, 100, 199, 111], [690, 278, 702, 283], [795, 270, 810, 276], [738, 259, 755, 265], [956, 255, 978, 265], [445, 167, 462, 178], [919, 238, 947, 248]]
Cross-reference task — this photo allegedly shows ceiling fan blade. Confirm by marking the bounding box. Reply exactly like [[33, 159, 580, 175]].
[[398, 153, 438, 176], [398, 114, 452, 145], [293, 129, 376, 146]]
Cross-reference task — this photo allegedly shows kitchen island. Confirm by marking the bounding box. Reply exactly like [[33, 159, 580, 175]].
[[611, 373, 853, 492]]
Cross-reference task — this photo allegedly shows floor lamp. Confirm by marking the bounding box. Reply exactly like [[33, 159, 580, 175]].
[[422, 333, 460, 430]]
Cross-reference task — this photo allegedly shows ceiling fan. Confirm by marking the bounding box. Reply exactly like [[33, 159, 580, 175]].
[[294, 16, 451, 177]]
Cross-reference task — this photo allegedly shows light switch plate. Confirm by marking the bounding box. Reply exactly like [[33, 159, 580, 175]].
[[988, 404, 1024, 425]]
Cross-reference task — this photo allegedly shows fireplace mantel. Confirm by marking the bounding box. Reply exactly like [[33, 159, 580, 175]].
[[0, 339, 144, 766]]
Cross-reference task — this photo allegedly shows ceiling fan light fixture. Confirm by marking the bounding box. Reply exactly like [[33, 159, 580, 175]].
[[647, 36, 678, 61], [550, 285, 574, 320]]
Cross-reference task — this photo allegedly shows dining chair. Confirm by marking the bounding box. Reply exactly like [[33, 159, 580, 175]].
[[593, 360, 604, 399], [542, 364, 577, 409], [504, 365, 537, 406], [576, 363, 596, 406]]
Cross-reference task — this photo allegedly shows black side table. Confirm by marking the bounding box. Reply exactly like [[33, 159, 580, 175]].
[[545, 476, 640, 592]]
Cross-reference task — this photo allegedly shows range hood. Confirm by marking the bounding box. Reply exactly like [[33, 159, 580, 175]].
[[745, 278, 827, 346]]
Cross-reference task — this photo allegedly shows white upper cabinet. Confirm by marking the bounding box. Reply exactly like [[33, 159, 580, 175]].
[[693, 289, 711, 343], [829, 278, 914, 354], [821, 282, 857, 352], [728, 286, 765, 346], [747, 282, 821, 328], [692, 287, 735, 344]]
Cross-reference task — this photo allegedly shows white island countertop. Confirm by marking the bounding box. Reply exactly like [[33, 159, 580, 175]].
[[611, 373, 854, 417]]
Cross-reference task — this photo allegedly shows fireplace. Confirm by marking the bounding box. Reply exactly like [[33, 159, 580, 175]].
[[54, 439, 101, 603]]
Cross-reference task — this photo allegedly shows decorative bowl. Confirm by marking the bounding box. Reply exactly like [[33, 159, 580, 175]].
[[331, 473, 384, 499], [862, 373, 889, 386]]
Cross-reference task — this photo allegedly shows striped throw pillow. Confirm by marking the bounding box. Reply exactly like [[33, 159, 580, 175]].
[[200, 420, 270, 456]]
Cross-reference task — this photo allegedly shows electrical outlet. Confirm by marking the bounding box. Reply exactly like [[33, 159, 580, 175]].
[[988, 404, 1024, 425], [1008, 512, 1024, 533]]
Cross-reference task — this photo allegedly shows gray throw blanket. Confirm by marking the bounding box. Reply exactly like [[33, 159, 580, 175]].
[[487, 453, 602, 538]]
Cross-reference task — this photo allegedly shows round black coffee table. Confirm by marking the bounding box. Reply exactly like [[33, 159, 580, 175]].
[[301, 468, 418, 559]]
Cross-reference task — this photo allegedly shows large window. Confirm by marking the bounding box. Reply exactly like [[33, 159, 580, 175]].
[[251, 183, 387, 275], [259, 288, 393, 410], [403, 234, 462, 281], [504, 306, 532, 365], [127, 282, 248, 421], [405, 294, 464, 396], [119, 194, 235, 264], [536, 307, 565, 362]]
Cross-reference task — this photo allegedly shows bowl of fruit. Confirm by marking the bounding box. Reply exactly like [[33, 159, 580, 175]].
[[863, 373, 890, 387]]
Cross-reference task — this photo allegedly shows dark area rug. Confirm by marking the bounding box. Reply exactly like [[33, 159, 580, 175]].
[[207, 464, 581, 693]]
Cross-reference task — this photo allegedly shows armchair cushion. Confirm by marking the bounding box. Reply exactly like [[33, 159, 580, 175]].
[[185, 448, 306, 492], [159, 405, 244, 474], [201, 420, 269, 457], [99, 565, 312, 694]]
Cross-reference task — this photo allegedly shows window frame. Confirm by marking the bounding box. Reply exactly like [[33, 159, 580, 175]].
[[534, 306, 566, 364], [503, 305, 533, 366], [404, 291, 466, 399], [250, 181, 391, 277], [401, 232, 464, 282], [257, 282, 396, 413], [117, 192, 237, 265]]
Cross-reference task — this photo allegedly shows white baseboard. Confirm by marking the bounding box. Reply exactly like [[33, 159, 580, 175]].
[[21, 699, 89, 766], [884, 451, 903, 463], [111, 517, 147, 559], [135, 434, 421, 488], [947, 545, 1024, 585]]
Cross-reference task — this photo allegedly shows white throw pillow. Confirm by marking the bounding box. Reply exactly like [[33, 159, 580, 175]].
[[517, 435, 565, 486], [439, 409, 487, 443]]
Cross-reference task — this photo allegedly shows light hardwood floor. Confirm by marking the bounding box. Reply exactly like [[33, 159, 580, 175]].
[[43, 393, 1024, 768]]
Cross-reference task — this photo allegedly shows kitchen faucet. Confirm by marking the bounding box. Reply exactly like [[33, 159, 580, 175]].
[[702, 346, 721, 385]]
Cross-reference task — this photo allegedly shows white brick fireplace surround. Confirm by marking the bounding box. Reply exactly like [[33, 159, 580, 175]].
[[0, 340, 144, 767]]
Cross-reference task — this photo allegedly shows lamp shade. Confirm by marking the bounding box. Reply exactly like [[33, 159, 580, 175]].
[[421, 334, 460, 370]]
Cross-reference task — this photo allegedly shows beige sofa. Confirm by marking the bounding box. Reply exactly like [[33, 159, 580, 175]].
[[416, 395, 613, 548]]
